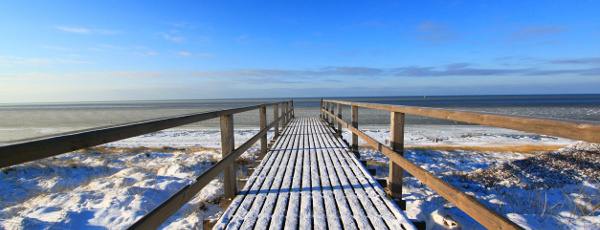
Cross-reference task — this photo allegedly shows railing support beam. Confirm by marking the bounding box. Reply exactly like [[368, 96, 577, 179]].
[[390, 112, 405, 199], [220, 115, 237, 199], [274, 104, 279, 138], [260, 106, 267, 154], [337, 103, 342, 135], [351, 105, 359, 157]]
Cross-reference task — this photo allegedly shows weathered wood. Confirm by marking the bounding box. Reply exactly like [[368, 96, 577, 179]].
[[389, 112, 404, 198], [337, 103, 342, 135], [326, 99, 600, 144], [274, 104, 279, 139], [128, 109, 291, 230], [321, 98, 325, 119], [281, 103, 286, 130], [216, 117, 415, 230], [323, 110, 523, 230], [260, 107, 267, 154], [0, 101, 291, 169], [351, 105, 359, 154], [220, 115, 237, 199], [329, 102, 335, 128]]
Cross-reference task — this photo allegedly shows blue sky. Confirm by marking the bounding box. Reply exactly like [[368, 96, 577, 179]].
[[1, 0, 599, 103]]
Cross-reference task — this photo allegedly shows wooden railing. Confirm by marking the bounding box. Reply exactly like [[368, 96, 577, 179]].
[[0, 100, 294, 229], [321, 99, 600, 230]]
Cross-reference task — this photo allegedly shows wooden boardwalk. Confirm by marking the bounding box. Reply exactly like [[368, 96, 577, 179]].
[[214, 117, 415, 230]]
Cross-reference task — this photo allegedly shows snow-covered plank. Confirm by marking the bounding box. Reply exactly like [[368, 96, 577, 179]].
[[312, 123, 359, 230], [215, 119, 296, 230], [312, 119, 389, 229], [312, 119, 343, 230], [284, 119, 306, 230], [299, 119, 313, 230], [308, 119, 326, 230], [243, 120, 298, 229], [320, 120, 416, 230], [269, 119, 301, 230]]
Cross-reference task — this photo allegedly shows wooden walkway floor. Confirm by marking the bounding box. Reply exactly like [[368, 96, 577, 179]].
[[214, 117, 415, 230]]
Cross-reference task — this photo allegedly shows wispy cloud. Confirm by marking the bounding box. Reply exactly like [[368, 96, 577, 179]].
[[0, 56, 92, 66], [508, 26, 568, 41], [41, 46, 71, 51], [56, 26, 90, 34], [549, 57, 600, 64], [163, 33, 185, 42], [176, 51, 213, 57], [55, 26, 121, 35], [416, 21, 457, 43]]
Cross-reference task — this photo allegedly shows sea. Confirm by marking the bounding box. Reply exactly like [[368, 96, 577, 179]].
[[1, 94, 600, 145]]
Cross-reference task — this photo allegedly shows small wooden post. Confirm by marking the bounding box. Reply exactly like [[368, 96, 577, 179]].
[[274, 104, 279, 138], [220, 115, 237, 198], [390, 112, 405, 198], [320, 99, 324, 118], [351, 105, 359, 156], [281, 102, 286, 129], [329, 102, 335, 128], [259, 106, 267, 154], [337, 103, 342, 135], [291, 100, 294, 118], [286, 102, 290, 124]]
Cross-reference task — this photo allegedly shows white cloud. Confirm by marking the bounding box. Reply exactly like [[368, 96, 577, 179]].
[[163, 34, 185, 42], [56, 26, 90, 34], [55, 26, 121, 35], [176, 52, 213, 57]]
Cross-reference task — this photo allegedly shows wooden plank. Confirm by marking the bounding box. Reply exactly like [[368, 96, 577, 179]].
[[270, 119, 302, 230], [313, 119, 389, 229], [323, 124, 415, 230], [243, 120, 297, 229], [309, 119, 327, 230], [326, 99, 600, 144], [312, 118, 357, 230], [284, 119, 306, 230], [299, 119, 313, 230], [311, 119, 343, 230], [323, 110, 523, 230], [215, 117, 296, 229]]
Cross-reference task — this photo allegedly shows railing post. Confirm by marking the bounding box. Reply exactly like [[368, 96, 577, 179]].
[[220, 114, 237, 199], [390, 112, 405, 199], [291, 100, 294, 118], [320, 99, 324, 119], [286, 102, 290, 123], [351, 105, 359, 157], [274, 104, 279, 138], [329, 102, 335, 128], [260, 106, 267, 154], [281, 103, 286, 129], [337, 103, 342, 135]]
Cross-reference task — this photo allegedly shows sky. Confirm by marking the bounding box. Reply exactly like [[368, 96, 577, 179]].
[[1, 0, 599, 103]]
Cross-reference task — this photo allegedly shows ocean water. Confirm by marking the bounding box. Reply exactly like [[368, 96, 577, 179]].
[[1, 94, 599, 144]]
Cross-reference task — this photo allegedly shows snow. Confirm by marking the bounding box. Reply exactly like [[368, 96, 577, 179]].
[[0, 126, 598, 229]]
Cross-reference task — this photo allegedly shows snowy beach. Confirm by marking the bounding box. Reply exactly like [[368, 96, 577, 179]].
[[1, 127, 598, 229]]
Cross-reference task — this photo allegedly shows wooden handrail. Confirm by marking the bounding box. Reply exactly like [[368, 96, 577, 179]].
[[322, 98, 600, 229], [0, 101, 290, 169], [322, 108, 523, 230], [326, 99, 600, 143], [128, 109, 293, 229]]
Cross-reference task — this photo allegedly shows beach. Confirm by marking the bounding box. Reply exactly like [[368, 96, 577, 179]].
[[1, 95, 599, 229]]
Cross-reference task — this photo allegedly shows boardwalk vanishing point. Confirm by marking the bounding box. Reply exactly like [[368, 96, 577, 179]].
[[214, 117, 415, 229]]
